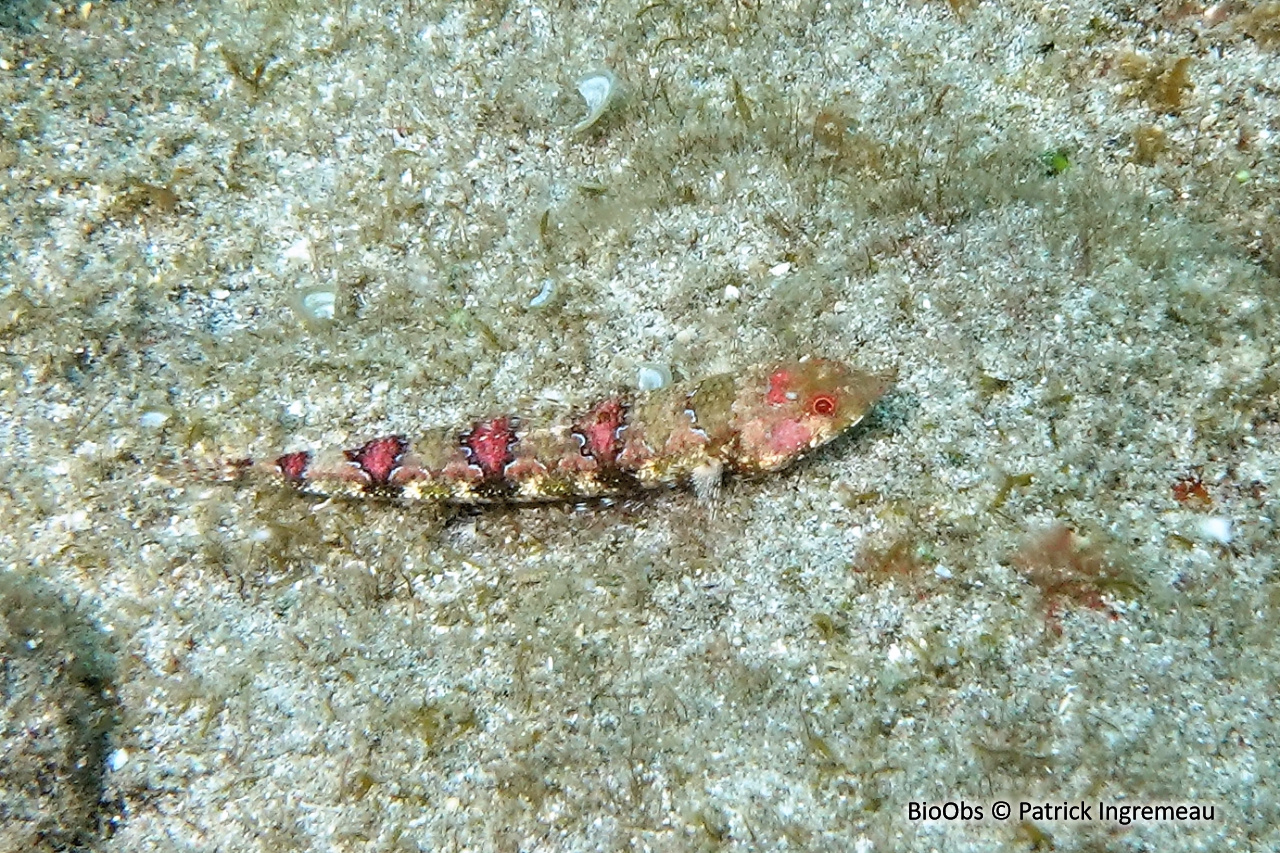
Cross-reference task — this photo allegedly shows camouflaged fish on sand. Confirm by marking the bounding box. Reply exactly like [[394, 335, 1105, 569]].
[[226, 359, 890, 505]]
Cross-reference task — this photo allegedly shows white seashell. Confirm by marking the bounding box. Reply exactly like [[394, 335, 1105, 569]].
[[1200, 516, 1232, 544], [107, 748, 129, 772], [529, 279, 555, 308], [139, 409, 171, 429], [636, 363, 672, 392], [573, 69, 617, 133], [295, 284, 338, 325]]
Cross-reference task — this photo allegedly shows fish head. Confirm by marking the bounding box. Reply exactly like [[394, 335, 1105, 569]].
[[734, 358, 892, 472]]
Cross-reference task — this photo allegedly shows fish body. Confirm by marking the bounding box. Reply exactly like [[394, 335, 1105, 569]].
[[234, 359, 889, 504]]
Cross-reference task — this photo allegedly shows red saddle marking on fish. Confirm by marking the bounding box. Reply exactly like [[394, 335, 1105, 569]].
[[462, 417, 517, 479], [276, 451, 311, 483], [574, 398, 627, 464], [345, 435, 407, 485]]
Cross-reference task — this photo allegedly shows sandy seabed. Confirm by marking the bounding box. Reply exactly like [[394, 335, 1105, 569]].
[[2, 0, 1279, 850]]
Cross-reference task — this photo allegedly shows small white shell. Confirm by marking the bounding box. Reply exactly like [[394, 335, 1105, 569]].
[[529, 279, 556, 308], [138, 408, 171, 429], [1199, 516, 1232, 544], [106, 748, 130, 772], [636, 362, 672, 392], [294, 283, 339, 326], [573, 69, 617, 133]]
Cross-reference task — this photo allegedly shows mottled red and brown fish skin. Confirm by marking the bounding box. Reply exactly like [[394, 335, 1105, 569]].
[[231, 359, 890, 505]]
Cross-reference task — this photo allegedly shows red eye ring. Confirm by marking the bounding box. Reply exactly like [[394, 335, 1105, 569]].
[[810, 394, 838, 417]]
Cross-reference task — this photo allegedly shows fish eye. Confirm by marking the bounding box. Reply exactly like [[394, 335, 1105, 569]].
[[810, 393, 838, 417]]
